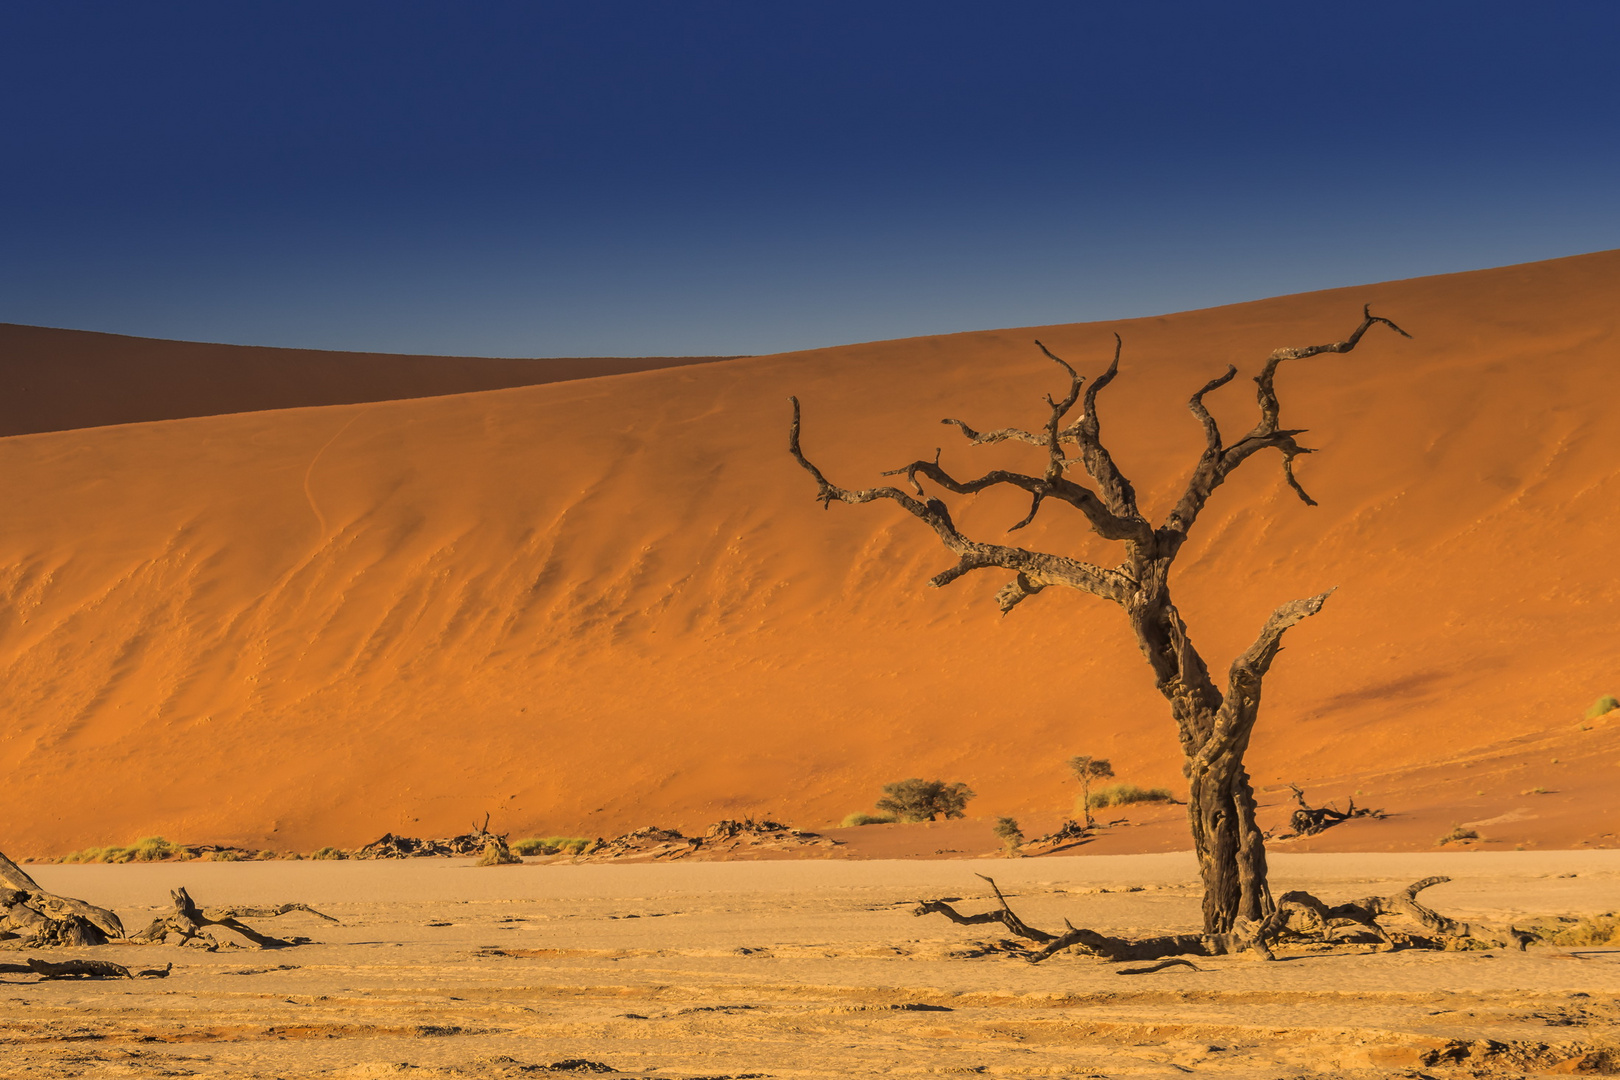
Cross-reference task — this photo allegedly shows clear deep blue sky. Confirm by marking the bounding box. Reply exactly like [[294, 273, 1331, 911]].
[[4, 2, 1617, 357]]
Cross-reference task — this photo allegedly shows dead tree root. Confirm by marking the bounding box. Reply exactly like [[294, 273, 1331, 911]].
[[130, 887, 339, 949], [1, 850, 125, 947], [915, 874, 1530, 964]]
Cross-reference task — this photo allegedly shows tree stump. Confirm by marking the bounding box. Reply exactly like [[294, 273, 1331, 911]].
[[0, 849, 124, 947]]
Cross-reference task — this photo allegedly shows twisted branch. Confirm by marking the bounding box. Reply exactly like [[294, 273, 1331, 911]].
[[1162, 307, 1411, 535]]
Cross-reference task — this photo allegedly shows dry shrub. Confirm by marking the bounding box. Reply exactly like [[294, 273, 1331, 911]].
[[512, 836, 592, 856], [840, 812, 898, 827], [59, 837, 181, 864], [1549, 914, 1620, 946], [1086, 783, 1175, 810], [1586, 695, 1619, 720], [1438, 824, 1480, 846]]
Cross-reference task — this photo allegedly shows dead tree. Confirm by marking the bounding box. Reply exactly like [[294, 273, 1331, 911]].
[[790, 309, 1410, 934], [0, 849, 124, 947]]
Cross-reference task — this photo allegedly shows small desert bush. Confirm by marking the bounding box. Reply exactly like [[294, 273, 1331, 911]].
[[1438, 824, 1480, 846], [511, 836, 592, 856], [875, 778, 975, 823], [841, 812, 898, 827], [1086, 784, 1175, 810], [1549, 914, 1620, 946], [476, 839, 522, 866], [310, 846, 348, 860], [1586, 695, 1619, 720], [60, 836, 181, 864], [993, 816, 1024, 857]]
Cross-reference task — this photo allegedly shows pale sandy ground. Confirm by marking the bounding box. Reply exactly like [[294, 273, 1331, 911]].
[[6, 852, 1618, 1078]]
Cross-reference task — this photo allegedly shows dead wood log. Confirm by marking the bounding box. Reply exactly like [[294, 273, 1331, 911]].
[[129, 886, 338, 949], [0, 958, 173, 979], [1279, 784, 1384, 838], [0, 849, 125, 947]]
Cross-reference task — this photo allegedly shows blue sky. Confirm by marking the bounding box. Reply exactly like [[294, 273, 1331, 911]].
[[3, 2, 1617, 356]]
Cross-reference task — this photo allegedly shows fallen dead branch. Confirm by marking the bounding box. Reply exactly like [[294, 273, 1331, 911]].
[[1, 849, 125, 947], [571, 819, 842, 861], [129, 886, 339, 949], [915, 874, 1534, 965], [0, 957, 172, 979], [1117, 958, 1202, 975], [354, 813, 510, 859], [1277, 784, 1385, 839]]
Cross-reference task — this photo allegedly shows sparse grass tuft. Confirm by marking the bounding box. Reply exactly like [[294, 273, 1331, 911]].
[[310, 846, 348, 860], [840, 812, 898, 828], [59, 837, 181, 864], [1086, 784, 1176, 810], [1586, 695, 1619, 720], [511, 836, 592, 856], [1438, 824, 1480, 846], [1549, 914, 1620, 946]]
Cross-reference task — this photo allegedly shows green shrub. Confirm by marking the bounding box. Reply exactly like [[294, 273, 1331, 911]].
[[1438, 824, 1479, 846], [310, 846, 348, 860], [1586, 695, 1619, 720], [511, 836, 592, 856], [1086, 784, 1175, 810], [839, 812, 898, 827], [875, 778, 975, 823], [993, 816, 1024, 857]]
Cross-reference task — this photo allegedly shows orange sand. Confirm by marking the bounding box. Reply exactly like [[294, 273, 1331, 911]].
[[1, 251, 1616, 855]]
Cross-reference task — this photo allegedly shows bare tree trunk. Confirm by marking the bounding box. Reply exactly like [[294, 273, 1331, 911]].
[[1187, 752, 1271, 930]]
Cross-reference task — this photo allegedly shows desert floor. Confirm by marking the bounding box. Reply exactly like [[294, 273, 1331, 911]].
[[4, 851, 1618, 1079]]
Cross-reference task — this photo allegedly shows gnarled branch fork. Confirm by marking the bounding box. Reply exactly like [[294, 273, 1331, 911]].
[[790, 311, 1410, 935]]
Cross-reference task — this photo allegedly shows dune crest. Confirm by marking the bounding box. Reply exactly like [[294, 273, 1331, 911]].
[[0, 321, 734, 437], [1, 251, 1617, 855]]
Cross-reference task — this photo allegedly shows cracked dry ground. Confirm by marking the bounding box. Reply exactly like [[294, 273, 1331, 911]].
[[2, 855, 1617, 1078]]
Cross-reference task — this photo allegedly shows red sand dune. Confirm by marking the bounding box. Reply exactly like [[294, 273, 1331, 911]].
[[0, 322, 734, 437], [1, 251, 1617, 856]]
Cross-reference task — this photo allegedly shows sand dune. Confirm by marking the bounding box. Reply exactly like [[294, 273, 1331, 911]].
[[0, 322, 734, 437], [1, 251, 1617, 855]]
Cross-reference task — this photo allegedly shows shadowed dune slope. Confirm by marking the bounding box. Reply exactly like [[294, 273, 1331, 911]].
[[1, 251, 1617, 854], [0, 322, 735, 436]]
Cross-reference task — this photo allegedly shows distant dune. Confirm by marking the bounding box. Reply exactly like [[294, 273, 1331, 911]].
[[0, 322, 735, 436], [1, 251, 1616, 856]]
